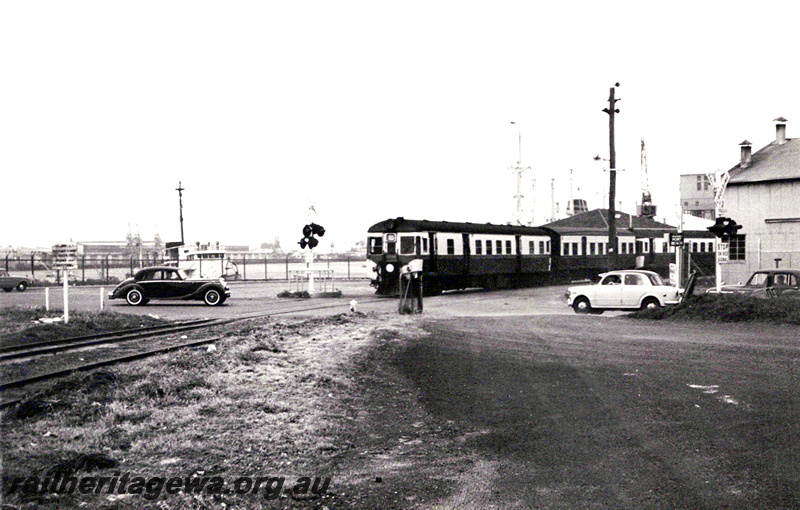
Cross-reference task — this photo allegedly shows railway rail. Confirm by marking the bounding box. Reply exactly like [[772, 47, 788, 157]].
[[0, 297, 384, 410]]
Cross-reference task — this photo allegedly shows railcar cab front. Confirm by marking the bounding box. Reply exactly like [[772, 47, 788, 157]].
[[367, 218, 433, 296]]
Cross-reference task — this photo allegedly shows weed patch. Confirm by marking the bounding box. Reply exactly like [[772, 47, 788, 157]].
[[629, 294, 800, 324]]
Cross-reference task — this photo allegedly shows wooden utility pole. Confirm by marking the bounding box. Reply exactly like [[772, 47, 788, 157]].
[[603, 83, 620, 269], [176, 181, 185, 245]]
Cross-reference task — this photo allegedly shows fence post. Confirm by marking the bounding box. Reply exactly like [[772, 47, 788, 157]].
[[264, 257, 268, 281], [347, 255, 351, 280], [106, 256, 110, 280], [4, 254, 8, 272], [82, 255, 86, 283], [285, 255, 290, 280], [242, 257, 246, 281], [31, 253, 35, 280], [130, 256, 134, 277]]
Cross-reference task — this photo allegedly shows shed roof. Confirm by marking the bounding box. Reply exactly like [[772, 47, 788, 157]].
[[728, 137, 800, 184]]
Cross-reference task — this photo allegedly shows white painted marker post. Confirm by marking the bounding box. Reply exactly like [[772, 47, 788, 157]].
[[63, 270, 69, 324], [45, 287, 50, 312], [100, 287, 105, 310]]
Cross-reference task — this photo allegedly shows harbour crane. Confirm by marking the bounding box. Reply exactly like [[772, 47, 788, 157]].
[[638, 138, 657, 218]]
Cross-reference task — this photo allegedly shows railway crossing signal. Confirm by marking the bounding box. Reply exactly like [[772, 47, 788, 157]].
[[299, 223, 325, 249], [707, 217, 742, 240]]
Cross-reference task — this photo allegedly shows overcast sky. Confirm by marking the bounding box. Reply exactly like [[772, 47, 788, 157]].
[[2, 0, 798, 252]]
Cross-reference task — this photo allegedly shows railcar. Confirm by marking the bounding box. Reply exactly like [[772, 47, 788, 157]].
[[366, 217, 555, 295]]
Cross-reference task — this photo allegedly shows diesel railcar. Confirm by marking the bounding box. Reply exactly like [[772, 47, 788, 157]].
[[366, 217, 555, 295]]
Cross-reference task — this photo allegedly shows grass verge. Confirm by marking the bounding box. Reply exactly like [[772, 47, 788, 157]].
[[1, 312, 439, 509], [0, 307, 169, 347], [629, 294, 800, 324]]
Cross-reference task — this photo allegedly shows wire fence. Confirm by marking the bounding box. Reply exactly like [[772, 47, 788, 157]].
[[2, 254, 370, 284]]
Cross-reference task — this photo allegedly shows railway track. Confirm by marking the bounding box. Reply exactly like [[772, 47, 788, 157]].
[[0, 297, 385, 410]]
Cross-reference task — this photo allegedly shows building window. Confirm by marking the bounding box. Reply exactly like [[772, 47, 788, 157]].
[[496, 240, 502, 254], [697, 182, 702, 191], [446, 239, 455, 255], [729, 235, 746, 261], [590, 243, 596, 255], [506, 240, 513, 255], [539, 241, 544, 254], [692, 242, 698, 252], [572, 242, 579, 255], [563, 243, 570, 256], [486, 241, 492, 255], [475, 240, 482, 255], [529, 240, 535, 254]]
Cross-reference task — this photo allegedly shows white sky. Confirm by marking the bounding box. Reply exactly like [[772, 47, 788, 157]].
[[2, 0, 798, 252]]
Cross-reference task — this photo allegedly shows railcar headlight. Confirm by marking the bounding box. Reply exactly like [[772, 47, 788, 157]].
[[385, 264, 395, 273]]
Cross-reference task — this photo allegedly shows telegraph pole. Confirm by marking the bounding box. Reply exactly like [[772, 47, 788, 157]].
[[602, 83, 620, 269], [176, 181, 185, 245]]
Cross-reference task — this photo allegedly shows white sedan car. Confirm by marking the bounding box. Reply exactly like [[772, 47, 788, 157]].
[[566, 269, 681, 314]]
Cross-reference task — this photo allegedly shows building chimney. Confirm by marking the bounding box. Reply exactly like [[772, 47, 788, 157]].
[[774, 116, 788, 145], [739, 140, 752, 168]]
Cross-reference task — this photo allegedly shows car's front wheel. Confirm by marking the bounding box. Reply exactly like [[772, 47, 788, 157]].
[[126, 288, 146, 306], [641, 297, 661, 310], [16, 281, 28, 292], [572, 296, 592, 314], [203, 289, 223, 306]]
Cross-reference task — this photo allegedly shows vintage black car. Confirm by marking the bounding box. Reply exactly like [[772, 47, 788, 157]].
[[706, 269, 800, 299], [108, 267, 230, 306]]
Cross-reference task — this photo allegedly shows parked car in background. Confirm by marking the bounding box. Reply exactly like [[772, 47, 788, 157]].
[[706, 269, 800, 299], [0, 270, 31, 292], [108, 267, 230, 306], [566, 269, 682, 314]]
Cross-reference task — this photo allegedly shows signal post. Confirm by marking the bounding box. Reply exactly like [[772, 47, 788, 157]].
[[52, 244, 78, 323]]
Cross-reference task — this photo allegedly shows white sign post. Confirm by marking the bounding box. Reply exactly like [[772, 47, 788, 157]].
[[707, 170, 729, 293], [52, 244, 78, 324]]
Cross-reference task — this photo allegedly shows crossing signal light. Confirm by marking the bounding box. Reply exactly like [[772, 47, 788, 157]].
[[724, 219, 742, 237], [707, 217, 742, 239], [298, 223, 325, 250]]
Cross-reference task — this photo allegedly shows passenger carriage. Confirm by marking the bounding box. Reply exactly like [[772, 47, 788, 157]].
[[366, 218, 554, 295]]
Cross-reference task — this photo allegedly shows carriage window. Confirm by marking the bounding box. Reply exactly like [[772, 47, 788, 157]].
[[422, 238, 428, 253], [563, 243, 570, 256], [368, 237, 383, 255], [446, 239, 455, 255], [572, 243, 579, 256], [529, 241, 535, 254], [485, 240, 492, 255], [539, 241, 544, 254], [475, 240, 483, 255], [506, 240, 512, 254], [590, 243, 596, 255], [496, 240, 502, 254], [400, 236, 416, 255]]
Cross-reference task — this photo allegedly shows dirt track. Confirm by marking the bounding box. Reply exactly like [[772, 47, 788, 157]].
[[346, 314, 800, 509]]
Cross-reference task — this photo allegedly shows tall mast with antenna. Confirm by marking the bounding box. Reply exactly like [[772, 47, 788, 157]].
[[509, 122, 531, 225], [176, 181, 185, 245]]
